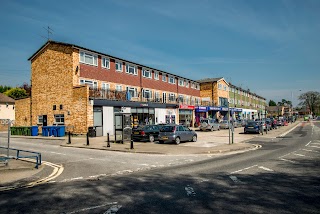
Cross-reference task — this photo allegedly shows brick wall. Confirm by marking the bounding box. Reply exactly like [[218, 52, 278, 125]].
[[15, 98, 31, 127]]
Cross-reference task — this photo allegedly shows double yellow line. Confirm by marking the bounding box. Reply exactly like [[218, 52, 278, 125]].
[[0, 160, 64, 192]]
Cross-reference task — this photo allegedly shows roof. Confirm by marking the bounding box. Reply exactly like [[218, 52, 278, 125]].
[[197, 77, 224, 83], [0, 93, 15, 104], [229, 82, 266, 100], [28, 40, 200, 83]]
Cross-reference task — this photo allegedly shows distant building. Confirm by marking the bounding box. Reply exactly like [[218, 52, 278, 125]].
[[0, 93, 15, 131]]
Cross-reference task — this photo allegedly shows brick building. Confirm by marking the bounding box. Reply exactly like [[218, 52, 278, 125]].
[[15, 41, 201, 136]]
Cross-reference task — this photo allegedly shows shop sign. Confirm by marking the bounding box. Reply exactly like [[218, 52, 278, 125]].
[[221, 107, 229, 111], [179, 104, 195, 110], [230, 108, 242, 112], [207, 106, 221, 111], [195, 106, 208, 112], [140, 103, 148, 107]]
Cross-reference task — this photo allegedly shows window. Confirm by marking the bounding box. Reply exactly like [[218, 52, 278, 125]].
[[102, 57, 110, 69], [162, 74, 167, 82], [102, 83, 110, 90], [116, 85, 122, 91], [191, 83, 195, 89], [126, 87, 138, 98], [38, 115, 43, 124], [155, 91, 160, 101], [169, 93, 176, 101], [126, 64, 137, 75], [224, 85, 227, 91], [115, 61, 123, 72], [178, 95, 184, 102], [196, 84, 200, 90], [53, 105, 56, 110], [219, 97, 228, 107], [54, 114, 65, 125], [142, 69, 152, 78], [60, 104, 63, 110], [195, 98, 200, 105], [168, 76, 175, 84], [154, 71, 159, 80], [142, 89, 152, 99], [178, 79, 185, 86], [185, 96, 190, 104], [185, 81, 189, 88], [80, 51, 97, 66], [80, 79, 98, 89], [218, 83, 222, 89]]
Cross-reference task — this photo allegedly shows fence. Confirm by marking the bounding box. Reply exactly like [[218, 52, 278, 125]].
[[0, 146, 41, 169]]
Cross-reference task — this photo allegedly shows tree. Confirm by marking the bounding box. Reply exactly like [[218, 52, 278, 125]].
[[4, 88, 28, 99], [277, 99, 292, 107], [269, 100, 277, 106], [20, 82, 31, 96], [298, 91, 320, 115], [0, 85, 12, 93]]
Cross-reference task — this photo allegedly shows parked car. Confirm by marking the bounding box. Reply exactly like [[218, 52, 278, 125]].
[[132, 125, 161, 142], [244, 121, 261, 134], [265, 119, 272, 131], [233, 120, 242, 128], [199, 119, 220, 131], [277, 119, 283, 126], [220, 120, 230, 129], [237, 119, 247, 127], [158, 125, 197, 144], [255, 120, 267, 131]]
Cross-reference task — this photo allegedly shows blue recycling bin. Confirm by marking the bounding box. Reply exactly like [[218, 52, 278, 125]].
[[56, 126, 65, 137], [31, 126, 38, 136], [42, 126, 49, 136]]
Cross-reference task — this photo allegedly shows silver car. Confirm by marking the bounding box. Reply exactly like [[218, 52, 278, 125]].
[[199, 119, 220, 131], [220, 120, 230, 129], [158, 125, 197, 145]]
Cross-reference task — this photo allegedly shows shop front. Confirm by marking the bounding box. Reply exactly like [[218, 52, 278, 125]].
[[220, 107, 229, 120], [179, 104, 195, 127], [207, 106, 221, 119], [230, 108, 243, 119], [195, 106, 208, 127]]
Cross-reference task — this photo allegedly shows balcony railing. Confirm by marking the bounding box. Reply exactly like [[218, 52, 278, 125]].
[[89, 89, 210, 106]]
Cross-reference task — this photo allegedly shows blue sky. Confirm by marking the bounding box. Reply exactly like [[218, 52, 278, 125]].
[[0, 0, 319, 106]]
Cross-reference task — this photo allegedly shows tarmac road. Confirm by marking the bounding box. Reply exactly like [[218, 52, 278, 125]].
[[0, 121, 319, 213]]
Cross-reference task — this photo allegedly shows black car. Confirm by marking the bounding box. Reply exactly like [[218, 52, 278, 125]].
[[132, 125, 162, 142]]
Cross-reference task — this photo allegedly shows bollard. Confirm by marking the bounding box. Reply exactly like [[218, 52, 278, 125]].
[[261, 124, 263, 135], [67, 131, 71, 144], [130, 140, 134, 149], [86, 132, 89, 146], [107, 133, 110, 147], [266, 125, 268, 134]]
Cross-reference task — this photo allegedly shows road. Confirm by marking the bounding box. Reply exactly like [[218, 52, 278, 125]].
[[0, 121, 319, 213]]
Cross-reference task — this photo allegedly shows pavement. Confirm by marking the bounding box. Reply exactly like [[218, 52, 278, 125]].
[[0, 120, 303, 192]]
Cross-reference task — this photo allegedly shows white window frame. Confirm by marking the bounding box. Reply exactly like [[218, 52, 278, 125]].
[[126, 64, 137, 75], [126, 87, 138, 98], [142, 89, 152, 99], [168, 76, 175, 84], [115, 61, 123, 72], [223, 85, 227, 91], [38, 115, 43, 124], [101, 57, 110, 69], [54, 114, 65, 125], [178, 95, 184, 102], [142, 69, 152, 78], [116, 85, 122, 91], [102, 83, 110, 90], [218, 83, 222, 89], [169, 93, 176, 101], [79, 51, 98, 66], [185, 81, 189, 88], [196, 84, 200, 90], [80, 79, 97, 89], [178, 79, 185, 86], [191, 83, 195, 89], [162, 74, 167, 82], [155, 91, 160, 101], [154, 71, 159, 80]]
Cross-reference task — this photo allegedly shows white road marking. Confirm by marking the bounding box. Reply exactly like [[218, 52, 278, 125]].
[[279, 123, 301, 137], [309, 146, 320, 149], [280, 158, 296, 163], [229, 175, 241, 183], [66, 202, 118, 214], [104, 205, 122, 214], [258, 166, 274, 172], [50, 151, 66, 155], [306, 141, 312, 146], [185, 185, 196, 196], [302, 149, 320, 153], [312, 143, 320, 145], [293, 153, 305, 157], [230, 165, 258, 174], [69, 177, 83, 181]]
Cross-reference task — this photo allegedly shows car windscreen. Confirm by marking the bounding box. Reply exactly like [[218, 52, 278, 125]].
[[160, 126, 175, 132], [247, 122, 258, 126]]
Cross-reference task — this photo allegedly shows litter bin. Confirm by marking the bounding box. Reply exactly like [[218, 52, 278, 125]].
[[88, 127, 96, 137], [31, 126, 38, 136]]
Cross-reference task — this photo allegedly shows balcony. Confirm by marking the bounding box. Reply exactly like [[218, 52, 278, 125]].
[[89, 89, 202, 106]]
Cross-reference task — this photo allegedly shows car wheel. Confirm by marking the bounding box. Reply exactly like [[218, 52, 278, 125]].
[[211, 127, 214, 132], [192, 135, 197, 142], [149, 135, 154, 142], [175, 137, 181, 145], [159, 140, 164, 144]]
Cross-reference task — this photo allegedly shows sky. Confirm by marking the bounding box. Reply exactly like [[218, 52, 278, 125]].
[[0, 0, 319, 107]]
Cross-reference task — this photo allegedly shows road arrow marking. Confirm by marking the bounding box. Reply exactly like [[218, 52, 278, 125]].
[[104, 204, 122, 214], [229, 176, 241, 183], [185, 185, 196, 196], [258, 166, 274, 172]]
